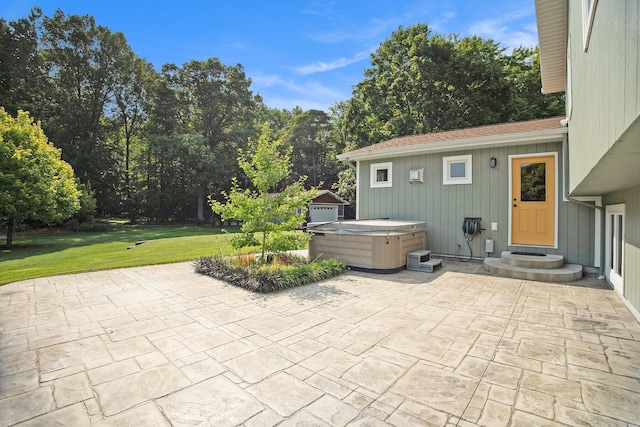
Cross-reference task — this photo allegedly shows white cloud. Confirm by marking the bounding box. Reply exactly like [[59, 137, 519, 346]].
[[250, 73, 350, 111], [429, 10, 457, 33], [292, 51, 371, 75], [307, 17, 396, 44], [468, 8, 538, 50]]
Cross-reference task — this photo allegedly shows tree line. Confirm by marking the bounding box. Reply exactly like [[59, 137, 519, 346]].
[[1, 10, 563, 224]]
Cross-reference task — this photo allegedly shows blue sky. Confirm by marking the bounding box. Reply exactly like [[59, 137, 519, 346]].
[[1, 1, 539, 112]]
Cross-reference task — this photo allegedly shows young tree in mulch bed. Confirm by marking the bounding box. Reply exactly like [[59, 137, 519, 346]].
[[195, 122, 345, 292]]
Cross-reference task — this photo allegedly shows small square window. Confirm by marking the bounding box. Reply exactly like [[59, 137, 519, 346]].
[[371, 162, 392, 188], [443, 155, 472, 185]]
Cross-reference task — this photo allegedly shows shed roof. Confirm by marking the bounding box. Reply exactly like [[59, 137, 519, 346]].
[[337, 117, 567, 162], [312, 190, 350, 205]]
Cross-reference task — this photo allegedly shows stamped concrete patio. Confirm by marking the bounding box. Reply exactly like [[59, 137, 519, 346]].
[[1, 259, 640, 426]]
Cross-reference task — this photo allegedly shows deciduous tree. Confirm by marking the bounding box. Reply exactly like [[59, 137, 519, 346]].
[[284, 109, 338, 188], [0, 109, 80, 247], [212, 123, 316, 260]]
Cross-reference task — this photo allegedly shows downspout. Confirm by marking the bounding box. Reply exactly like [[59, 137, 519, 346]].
[[561, 128, 605, 278]]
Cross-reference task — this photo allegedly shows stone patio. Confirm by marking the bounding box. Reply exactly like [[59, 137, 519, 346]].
[[1, 259, 639, 426]]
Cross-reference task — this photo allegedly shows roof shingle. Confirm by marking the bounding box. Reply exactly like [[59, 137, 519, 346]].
[[345, 116, 565, 155]]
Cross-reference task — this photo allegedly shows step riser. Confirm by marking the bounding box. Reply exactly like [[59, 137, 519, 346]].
[[484, 261, 583, 282], [502, 257, 565, 269], [501, 251, 565, 269], [484, 257, 583, 282]]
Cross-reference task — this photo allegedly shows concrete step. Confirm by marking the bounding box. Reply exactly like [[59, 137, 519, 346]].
[[484, 257, 583, 282], [407, 257, 442, 273], [500, 251, 565, 269]]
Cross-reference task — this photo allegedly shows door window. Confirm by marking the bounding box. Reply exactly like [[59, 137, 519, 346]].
[[520, 163, 546, 202]]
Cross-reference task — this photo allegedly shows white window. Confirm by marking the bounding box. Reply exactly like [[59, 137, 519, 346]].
[[582, 0, 598, 51], [443, 155, 472, 185], [370, 162, 392, 188], [605, 204, 625, 294]]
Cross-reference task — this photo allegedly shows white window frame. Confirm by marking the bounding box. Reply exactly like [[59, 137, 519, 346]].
[[370, 162, 392, 188], [443, 154, 472, 185], [605, 203, 625, 295], [582, 0, 598, 51], [567, 35, 573, 119]]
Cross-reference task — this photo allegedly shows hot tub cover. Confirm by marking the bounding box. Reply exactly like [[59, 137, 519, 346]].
[[307, 219, 426, 235]]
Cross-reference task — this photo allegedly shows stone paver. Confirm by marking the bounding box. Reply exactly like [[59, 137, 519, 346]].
[[1, 259, 640, 426]]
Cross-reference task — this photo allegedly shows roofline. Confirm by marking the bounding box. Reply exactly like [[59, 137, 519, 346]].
[[314, 189, 351, 205], [337, 127, 568, 162]]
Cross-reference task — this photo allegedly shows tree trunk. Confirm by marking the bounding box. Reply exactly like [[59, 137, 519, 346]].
[[6, 220, 14, 248], [197, 184, 205, 223]]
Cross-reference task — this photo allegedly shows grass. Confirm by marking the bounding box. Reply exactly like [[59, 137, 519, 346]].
[[0, 225, 253, 286]]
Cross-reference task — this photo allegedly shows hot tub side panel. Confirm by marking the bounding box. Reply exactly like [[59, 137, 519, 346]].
[[309, 231, 425, 271]]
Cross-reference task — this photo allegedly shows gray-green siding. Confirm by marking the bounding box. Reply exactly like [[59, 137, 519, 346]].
[[605, 184, 640, 317], [567, 0, 640, 191], [357, 141, 596, 266]]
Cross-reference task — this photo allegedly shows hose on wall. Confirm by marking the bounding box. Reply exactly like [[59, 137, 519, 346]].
[[462, 218, 483, 261]]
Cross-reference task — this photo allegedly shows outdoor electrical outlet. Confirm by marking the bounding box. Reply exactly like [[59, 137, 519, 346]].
[[491, 222, 498, 231]]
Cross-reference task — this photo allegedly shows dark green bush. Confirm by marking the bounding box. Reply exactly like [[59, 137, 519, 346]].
[[77, 222, 110, 232], [194, 253, 345, 293], [65, 218, 80, 231]]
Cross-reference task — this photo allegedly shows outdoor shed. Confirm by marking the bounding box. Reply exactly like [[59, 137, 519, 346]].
[[308, 190, 350, 223]]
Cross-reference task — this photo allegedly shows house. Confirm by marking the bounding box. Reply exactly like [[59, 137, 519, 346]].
[[308, 190, 350, 223], [336, 117, 597, 272], [535, 0, 640, 319], [336, 0, 640, 321]]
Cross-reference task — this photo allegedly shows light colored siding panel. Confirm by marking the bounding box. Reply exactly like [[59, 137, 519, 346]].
[[578, 199, 594, 265], [356, 141, 595, 264], [566, 202, 580, 263], [498, 147, 510, 254], [604, 184, 640, 316], [568, 0, 640, 191], [626, 0, 639, 124], [430, 154, 441, 251]]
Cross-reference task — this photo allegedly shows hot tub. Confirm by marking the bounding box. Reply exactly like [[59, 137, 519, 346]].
[[307, 219, 426, 273]]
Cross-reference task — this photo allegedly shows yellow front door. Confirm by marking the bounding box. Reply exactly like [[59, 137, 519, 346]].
[[511, 155, 555, 246]]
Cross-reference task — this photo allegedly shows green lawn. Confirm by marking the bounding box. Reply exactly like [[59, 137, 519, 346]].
[[0, 225, 251, 286]]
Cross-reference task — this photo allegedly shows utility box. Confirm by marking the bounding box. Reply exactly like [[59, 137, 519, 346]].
[[485, 239, 494, 254]]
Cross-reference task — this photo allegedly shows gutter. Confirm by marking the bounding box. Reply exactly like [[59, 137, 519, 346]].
[[343, 160, 356, 170]]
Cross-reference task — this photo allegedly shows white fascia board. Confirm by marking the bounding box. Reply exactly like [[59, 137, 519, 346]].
[[337, 128, 567, 162]]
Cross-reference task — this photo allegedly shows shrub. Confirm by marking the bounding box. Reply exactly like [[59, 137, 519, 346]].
[[194, 253, 345, 293], [77, 221, 110, 232], [65, 218, 79, 231]]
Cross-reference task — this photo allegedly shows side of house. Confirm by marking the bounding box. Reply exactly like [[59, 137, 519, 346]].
[[338, 118, 598, 266], [536, 0, 640, 317]]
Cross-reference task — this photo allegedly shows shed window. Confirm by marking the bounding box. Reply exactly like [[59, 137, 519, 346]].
[[443, 155, 472, 185], [370, 162, 392, 188]]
